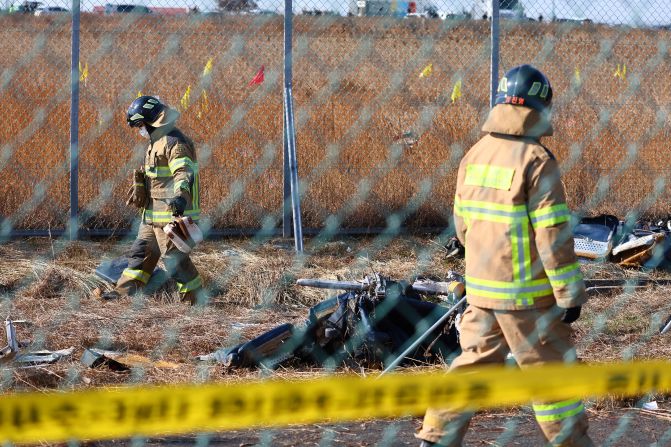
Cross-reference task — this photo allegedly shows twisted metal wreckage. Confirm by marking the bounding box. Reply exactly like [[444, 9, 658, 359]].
[[196, 215, 671, 371], [197, 273, 468, 372]]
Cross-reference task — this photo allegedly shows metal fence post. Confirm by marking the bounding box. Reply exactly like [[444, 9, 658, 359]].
[[283, 124, 291, 238], [284, 0, 304, 252], [283, 1, 292, 240], [69, 0, 81, 241], [490, 0, 500, 108]]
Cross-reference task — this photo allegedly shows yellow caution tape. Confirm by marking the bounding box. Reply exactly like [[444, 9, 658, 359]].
[[1, 361, 670, 444]]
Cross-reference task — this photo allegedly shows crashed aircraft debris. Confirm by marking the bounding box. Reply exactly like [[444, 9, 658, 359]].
[[0, 319, 74, 366], [198, 273, 467, 371]]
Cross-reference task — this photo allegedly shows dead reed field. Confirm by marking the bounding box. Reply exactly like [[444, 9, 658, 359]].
[[0, 16, 670, 230], [0, 236, 670, 393]]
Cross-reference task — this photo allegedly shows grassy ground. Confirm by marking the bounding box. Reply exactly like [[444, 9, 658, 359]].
[[1, 17, 670, 229], [2, 236, 671, 445], [1, 236, 671, 392]]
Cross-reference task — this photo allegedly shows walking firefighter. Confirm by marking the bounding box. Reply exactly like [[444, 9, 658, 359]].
[[416, 65, 593, 446], [95, 96, 205, 305]]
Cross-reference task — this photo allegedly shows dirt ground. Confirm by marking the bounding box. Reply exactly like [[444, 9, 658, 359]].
[[2, 237, 671, 446], [92, 409, 671, 446]]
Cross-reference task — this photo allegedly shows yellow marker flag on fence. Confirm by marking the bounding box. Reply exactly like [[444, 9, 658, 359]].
[[197, 91, 209, 119], [180, 85, 191, 111], [451, 79, 462, 103], [137, 91, 143, 98], [79, 62, 89, 86], [614, 63, 627, 80], [419, 63, 433, 78], [203, 57, 214, 77], [574, 67, 581, 84]]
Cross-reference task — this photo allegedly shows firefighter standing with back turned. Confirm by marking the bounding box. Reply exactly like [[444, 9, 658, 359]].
[[416, 65, 593, 446], [97, 96, 205, 305]]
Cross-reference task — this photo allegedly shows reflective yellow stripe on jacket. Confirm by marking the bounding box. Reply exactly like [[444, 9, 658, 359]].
[[456, 183, 574, 306], [144, 165, 172, 178], [457, 197, 539, 296], [546, 262, 583, 290], [529, 203, 570, 228], [465, 275, 552, 307], [144, 208, 201, 224]]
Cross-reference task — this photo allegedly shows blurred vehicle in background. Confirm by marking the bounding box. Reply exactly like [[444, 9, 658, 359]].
[[8, 1, 42, 13], [472, 0, 527, 20], [103, 3, 151, 13], [34, 5, 68, 15]]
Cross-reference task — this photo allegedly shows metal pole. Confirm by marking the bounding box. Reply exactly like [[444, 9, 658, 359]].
[[69, 0, 81, 241], [377, 296, 467, 377], [283, 0, 292, 239], [283, 0, 304, 252], [489, 0, 500, 108], [282, 124, 291, 238]]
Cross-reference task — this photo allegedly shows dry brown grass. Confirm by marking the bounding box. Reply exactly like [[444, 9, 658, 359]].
[[0, 17, 669, 230], [0, 236, 668, 397]]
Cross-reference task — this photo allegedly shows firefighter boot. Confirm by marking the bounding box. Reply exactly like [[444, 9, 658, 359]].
[[92, 288, 122, 301], [180, 287, 208, 306]]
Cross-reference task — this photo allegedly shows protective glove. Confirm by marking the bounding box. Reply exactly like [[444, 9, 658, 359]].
[[167, 196, 187, 216], [561, 306, 581, 324], [445, 236, 465, 258], [125, 169, 147, 208]]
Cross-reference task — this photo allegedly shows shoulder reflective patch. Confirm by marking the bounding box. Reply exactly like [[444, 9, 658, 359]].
[[130, 113, 144, 121], [464, 164, 515, 191]]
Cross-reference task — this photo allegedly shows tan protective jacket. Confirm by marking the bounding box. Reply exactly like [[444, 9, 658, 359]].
[[143, 123, 200, 225], [454, 104, 586, 310]]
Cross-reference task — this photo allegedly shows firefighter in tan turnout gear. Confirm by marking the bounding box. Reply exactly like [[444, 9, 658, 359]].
[[416, 65, 593, 446], [101, 96, 205, 305]]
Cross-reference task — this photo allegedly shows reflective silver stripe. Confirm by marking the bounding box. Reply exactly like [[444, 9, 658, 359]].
[[548, 269, 581, 282], [529, 208, 570, 224], [460, 206, 528, 219], [516, 223, 526, 281], [534, 400, 584, 417], [467, 282, 552, 294]]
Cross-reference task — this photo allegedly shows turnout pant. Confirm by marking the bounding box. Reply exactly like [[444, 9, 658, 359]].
[[417, 305, 593, 447], [114, 223, 203, 303]]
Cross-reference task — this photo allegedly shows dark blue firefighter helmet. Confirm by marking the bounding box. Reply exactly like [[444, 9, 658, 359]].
[[126, 95, 165, 127], [494, 64, 553, 112]]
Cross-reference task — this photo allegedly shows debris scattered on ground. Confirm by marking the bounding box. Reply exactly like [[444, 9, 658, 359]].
[[0, 319, 74, 366], [81, 348, 180, 371], [447, 214, 671, 270], [94, 256, 169, 293], [198, 273, 467, 371]]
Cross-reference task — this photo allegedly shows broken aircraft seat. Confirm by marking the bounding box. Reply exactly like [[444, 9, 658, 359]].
[[573, 215, 619, 260]]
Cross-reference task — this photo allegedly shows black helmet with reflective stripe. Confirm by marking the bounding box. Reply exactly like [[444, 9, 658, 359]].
[[127, 95, 164, 127], [494, 65, 552, 112]]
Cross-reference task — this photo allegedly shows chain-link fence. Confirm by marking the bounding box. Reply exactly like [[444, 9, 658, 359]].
[[3, 0, 671, 235], [1, 0, 671, 446]]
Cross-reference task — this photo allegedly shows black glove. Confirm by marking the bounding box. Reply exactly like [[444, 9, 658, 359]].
[[445, 237, 465, 259], [561, 306, 582, 324], [167, 196, 186, 216]]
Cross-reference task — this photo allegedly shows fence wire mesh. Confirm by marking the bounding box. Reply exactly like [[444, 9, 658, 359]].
[[1, 0, 671, 445]]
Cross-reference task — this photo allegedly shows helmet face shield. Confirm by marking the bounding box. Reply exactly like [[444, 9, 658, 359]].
[[128, 116, 145, 127]]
